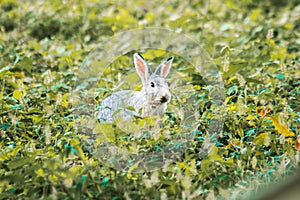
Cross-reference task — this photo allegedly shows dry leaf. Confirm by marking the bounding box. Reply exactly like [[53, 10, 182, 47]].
[[256, 106, 271, 118], [295, 136, 300, 150]]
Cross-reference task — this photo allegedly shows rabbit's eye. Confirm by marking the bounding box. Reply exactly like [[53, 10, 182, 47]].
[[150, 82, 155, 87]]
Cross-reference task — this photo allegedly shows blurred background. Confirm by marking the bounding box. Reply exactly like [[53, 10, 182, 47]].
[[0, 0, 299, 199]]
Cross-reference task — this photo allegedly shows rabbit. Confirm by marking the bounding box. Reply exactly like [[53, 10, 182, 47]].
[[97, 53, 174, 122]]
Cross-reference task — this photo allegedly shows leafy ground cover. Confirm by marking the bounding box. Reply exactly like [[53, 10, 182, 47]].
[[0, 0, 299, 199]]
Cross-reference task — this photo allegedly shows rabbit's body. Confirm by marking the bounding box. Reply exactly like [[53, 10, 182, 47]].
[[97, 90, 144, 122], [98, 53, 173, 122]]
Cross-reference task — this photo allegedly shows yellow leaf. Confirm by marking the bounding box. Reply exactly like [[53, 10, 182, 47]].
[[13, 72, 25, 78], [0, 84, 4, 99], [145, 13, 154, 22], [32, 115, 43, 123], [74, 146, 84, 159], [93, 123, 115, 142], [246, 114, 255, 121], [35, 168, 45, 177], [225, 96, 233, 104], [69, 166, 83, 174], [13, 90, 22, 101], [178, 160, 197, 175], [60, 100, 68, 107], [286, 138, 293, 144], [48, 174, 58, 182], [246, 114, 257, 126], [254, 132, 270, 147], [249, 9, 261, 21], [271, 116, 295, 137], [59, 93, 69, 108], [228, 103, 237, 111], [208, 146, 223, 162], [284, 23, 292, 29]]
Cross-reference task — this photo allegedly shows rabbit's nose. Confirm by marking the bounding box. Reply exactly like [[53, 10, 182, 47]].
[[160, 96, 168, 103]]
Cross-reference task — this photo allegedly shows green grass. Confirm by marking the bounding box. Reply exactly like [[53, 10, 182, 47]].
[[0, 0, 299, 199]]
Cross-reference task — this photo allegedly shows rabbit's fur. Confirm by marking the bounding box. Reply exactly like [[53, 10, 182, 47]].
[[98, 53, 173, 122]]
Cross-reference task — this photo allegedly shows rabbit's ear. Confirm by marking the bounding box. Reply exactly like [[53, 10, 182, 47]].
[[133, 53, 151, 83], [154, 56, 173, 78]]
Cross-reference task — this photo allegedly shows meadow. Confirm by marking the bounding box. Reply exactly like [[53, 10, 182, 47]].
[[0, 0, 299, 199]]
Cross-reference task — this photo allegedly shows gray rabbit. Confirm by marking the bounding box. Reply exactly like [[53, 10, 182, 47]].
[[98, 53, 173, 122]]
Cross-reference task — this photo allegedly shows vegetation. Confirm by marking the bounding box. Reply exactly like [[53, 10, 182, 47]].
[[0, 0, 299, 199]]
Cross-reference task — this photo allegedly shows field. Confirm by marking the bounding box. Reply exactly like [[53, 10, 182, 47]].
[[0, 0, 299, 199]]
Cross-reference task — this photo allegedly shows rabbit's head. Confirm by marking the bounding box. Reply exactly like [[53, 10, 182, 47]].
[[133, 53, 173, 116]]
